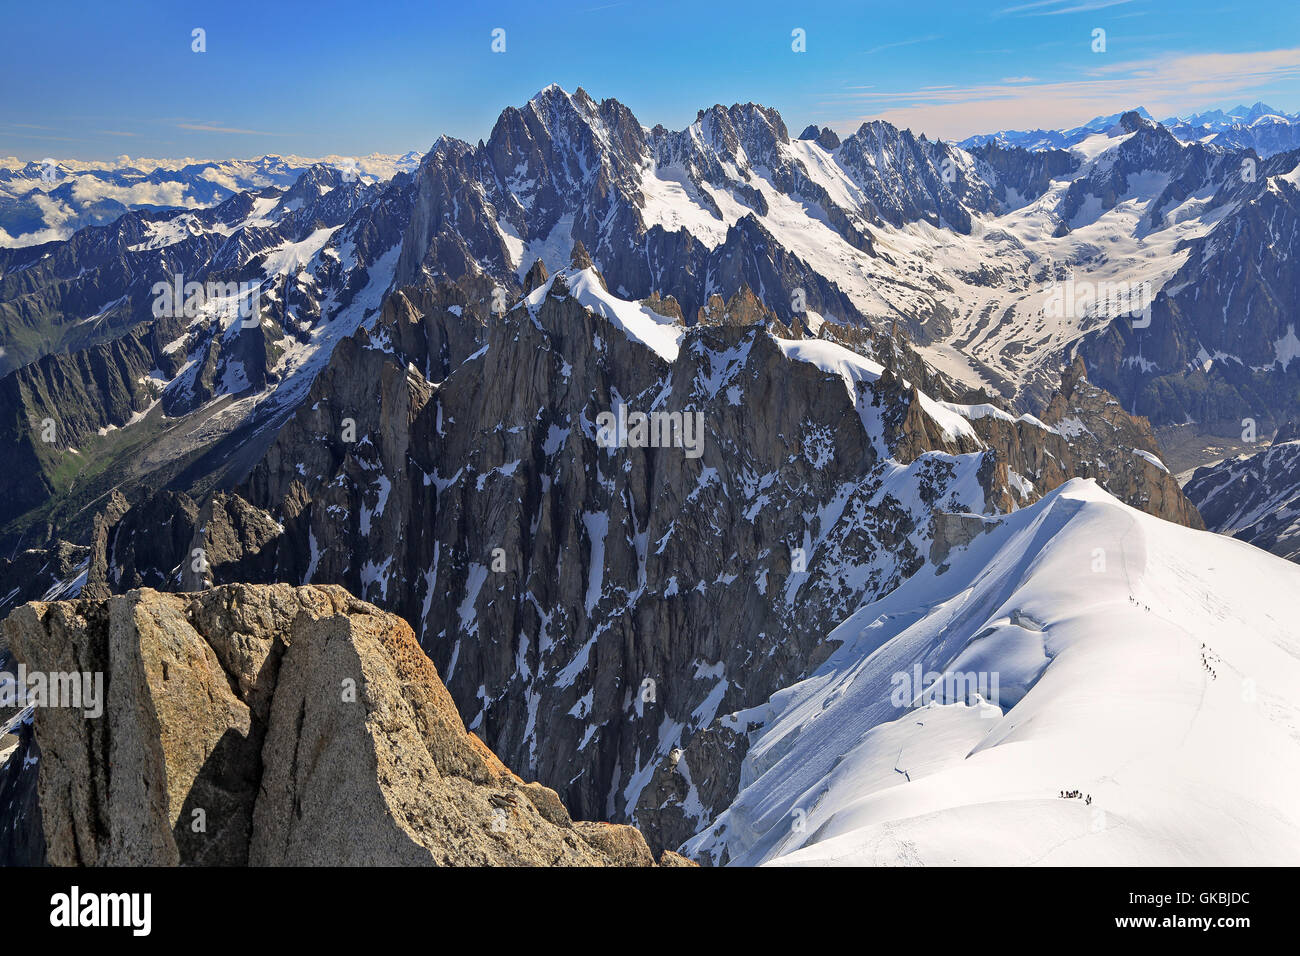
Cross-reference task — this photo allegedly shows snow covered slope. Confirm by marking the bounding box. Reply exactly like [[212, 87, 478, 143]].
[[687, 478, 1300, 866]]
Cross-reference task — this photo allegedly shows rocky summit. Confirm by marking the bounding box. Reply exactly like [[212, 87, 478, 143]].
[[0, 583, 687, 866]]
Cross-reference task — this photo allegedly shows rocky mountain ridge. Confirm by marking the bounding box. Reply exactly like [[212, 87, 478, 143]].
[[5, 87, 1297, 543], [0, 583, 687, 866], [0, 161, 415, 553], [1076, 131, 1300, 430]]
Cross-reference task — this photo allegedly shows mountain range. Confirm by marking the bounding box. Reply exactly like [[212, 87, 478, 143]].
[[2, 85, 1299, 866]]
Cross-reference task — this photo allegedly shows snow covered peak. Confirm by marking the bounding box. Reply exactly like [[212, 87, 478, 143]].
[[695, 102, 791, 161], [0, 152, 418, 248], [524, 83, 585, 128], [530, 81, 569, 101], [956, 109, 1152, 152], [687, 478, 1300, 866], [521, 84, 631, 140], [1240, 101, 1284, 122], [1083, 106, 1154, 129], [519, 264, 684, 362]]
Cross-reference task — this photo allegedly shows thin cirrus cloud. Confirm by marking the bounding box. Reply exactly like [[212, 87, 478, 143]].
[[824, 46, 1300, 139], [864, 34, 942, 55], [176, 122, 275, 135], [999, 0, 1135, 15]]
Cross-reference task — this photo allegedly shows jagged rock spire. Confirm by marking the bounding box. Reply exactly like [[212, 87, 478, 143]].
[[1061, 354, 1088, 397], [570, 239, 594, 271], [568, 239, 609, 290], [640, 291, 684, 323], [797, 124, 840, 150], [695, 284, 775, 327], [523, 258, 549, 294]]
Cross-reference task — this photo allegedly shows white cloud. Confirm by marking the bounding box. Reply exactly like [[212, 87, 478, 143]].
[[824, 46, 1300, 140], [69, 177, 200, 209]]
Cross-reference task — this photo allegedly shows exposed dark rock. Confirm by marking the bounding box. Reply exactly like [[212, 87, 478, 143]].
[[523, 258, 550, 294], [930, 511, 1000, 569], [1040, 357, 1203, 529], [2, 584, 682, 866], [1185, 422, 1300, 561]]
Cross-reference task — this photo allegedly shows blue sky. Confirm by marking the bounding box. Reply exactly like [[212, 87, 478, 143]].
[[3, 0, 1299, 161]]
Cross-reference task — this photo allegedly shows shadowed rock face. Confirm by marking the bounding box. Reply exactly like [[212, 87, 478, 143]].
[[1, 583, 680, 866], [1184, 421, 1300, 562]]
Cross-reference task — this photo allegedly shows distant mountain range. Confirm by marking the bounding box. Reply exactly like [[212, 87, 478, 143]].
[[960, 101, 1300, 156], [8, 93, 1298, 440], [0, 152, 422, 247]]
